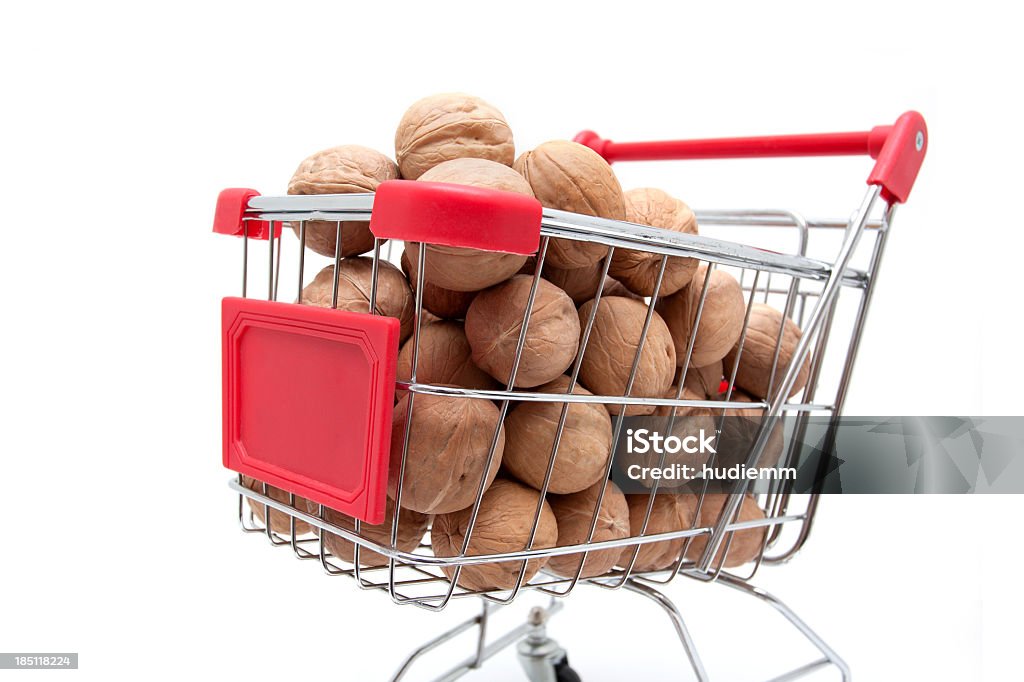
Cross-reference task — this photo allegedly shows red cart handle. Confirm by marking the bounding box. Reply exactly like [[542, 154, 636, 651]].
[[575, 111, 927, 204]]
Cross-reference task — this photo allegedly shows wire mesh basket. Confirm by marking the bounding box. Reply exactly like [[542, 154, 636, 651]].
[[213, 112, 926, 681]]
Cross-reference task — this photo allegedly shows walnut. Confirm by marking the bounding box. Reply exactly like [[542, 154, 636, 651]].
[[431, 479, 558, 591], [619, 494, 698, 572], [396, 321, 499, 396], [307, 497, 429, 566], [300, 258, 414, 342], [548, 480, 630, 578], [541, 261, 638, 307], [405, 158, 533, 292], [576, 296, 676, 416], [395, 93, 514, 180], [241, 476, 311, 535], [465, 275, 581, 388], [723, 304, 810, 399], [685, 494, 766, 568], [400, 249, 476, 319], [388, 393, 503, 515], [611, 188, 699, 296], [287, 145, 398, 257], [502, 376, 613, 494], [681, 360, 725, 399], [657, 263, 746, 369], [514, 140, 625, 269]]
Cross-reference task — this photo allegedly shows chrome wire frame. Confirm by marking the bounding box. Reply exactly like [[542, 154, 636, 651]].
[[230, 187, 891, 681]]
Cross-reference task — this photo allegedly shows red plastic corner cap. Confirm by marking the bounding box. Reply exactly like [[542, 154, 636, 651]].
[[573, 130, 609, 160], [867, 111, 927, 204], [213, 188, 279, 239], [369, 179, 542, 255]]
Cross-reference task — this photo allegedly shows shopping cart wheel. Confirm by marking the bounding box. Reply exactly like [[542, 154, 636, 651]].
[[518, 606, 580, 682], [553, 654, 581, 682]]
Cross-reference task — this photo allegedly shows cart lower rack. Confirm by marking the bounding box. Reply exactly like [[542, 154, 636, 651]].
[[214, 112, 926, 681]]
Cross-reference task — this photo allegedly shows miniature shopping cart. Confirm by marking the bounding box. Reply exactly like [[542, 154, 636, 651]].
[[212, 112, 927, 681]]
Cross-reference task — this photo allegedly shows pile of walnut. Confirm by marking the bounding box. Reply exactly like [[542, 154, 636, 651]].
[[247, 93, 811, 590]]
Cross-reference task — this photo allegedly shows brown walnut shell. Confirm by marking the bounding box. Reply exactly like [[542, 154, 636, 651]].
[[722, 304, 810, 399], [685, 494, 767, 568], [718, 389, 785, 469], [615, 387, 717, 489], [396, 321, 499, 397], [300, 258, 415, 342], [548, 480, 630, 578], [431, 479, 558, 591], [395, 93, 515, 180], [465, 275, 580, 388], [502, 376, 613, 494], [681, 360, 725, 399], [619, 494, 698, 572], [541, 260, 640, 307], [400, 250, 476, 319], [307, 498, 429, 566], [657, 263, 746, 369], [576, 296, 676, 416], [388, 393, 504, 515], [241, 476, 312, 535], [287, 145, 398, 257], [405, 158, 533, 292], [514, 140, 625, 269], [541, 262, 605, 306], [611, 188, 699, 296]]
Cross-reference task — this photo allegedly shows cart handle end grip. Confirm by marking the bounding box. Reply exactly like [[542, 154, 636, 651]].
[[575, 110, 927, 204], [213, 188, 279, 239], [369, 179, 542, 255]]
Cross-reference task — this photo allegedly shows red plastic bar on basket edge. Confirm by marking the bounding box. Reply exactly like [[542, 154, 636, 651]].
[[370, 180, 542, 255], [575, 111, 927, 204]]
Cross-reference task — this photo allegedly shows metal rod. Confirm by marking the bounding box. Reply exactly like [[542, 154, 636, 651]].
[[622, 580, 710, 682], [331, 221, 342, 309], [696, 185, 882, 573], [296, 220, 306, 301], [266, 221, 276, 300], [241, 223, 249, 298], [717, 573, 850, 681]]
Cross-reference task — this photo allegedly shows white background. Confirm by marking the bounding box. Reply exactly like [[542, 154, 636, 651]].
[[1, 2, 1022, 681]]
